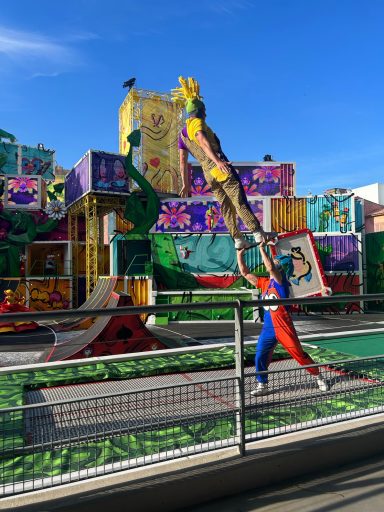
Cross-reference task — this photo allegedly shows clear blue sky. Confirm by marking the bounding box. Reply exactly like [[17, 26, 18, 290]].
[[1, 0, 384, 195]]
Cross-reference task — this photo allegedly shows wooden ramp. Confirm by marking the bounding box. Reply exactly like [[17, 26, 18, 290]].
[[45, 277, 118, 332], [45, 292, 167, 362]]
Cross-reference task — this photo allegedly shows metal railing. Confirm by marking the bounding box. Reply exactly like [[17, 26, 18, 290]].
[[0, 293, 383, 496]]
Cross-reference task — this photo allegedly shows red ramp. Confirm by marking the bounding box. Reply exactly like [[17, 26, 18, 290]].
[[46, 292, 167, 362]]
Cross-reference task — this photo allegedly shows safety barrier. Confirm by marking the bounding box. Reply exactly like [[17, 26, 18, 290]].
[[0, 293, 383, 496]]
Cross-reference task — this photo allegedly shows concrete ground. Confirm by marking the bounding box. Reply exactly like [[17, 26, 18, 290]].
[[183, 454, 384, 512]]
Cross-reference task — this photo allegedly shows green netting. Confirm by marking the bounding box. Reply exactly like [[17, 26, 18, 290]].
[[0, 343, 382, 488]]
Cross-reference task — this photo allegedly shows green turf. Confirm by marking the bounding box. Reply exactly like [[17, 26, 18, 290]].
[[0, 339, 383, 489], [308, 332, 384, 358]]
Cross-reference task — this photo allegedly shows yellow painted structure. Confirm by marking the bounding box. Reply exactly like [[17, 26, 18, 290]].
[[271, 197, 307, 233], [68, 194, 126, 302], [115, 276, 151, 321], [119, 88, 184, 194]]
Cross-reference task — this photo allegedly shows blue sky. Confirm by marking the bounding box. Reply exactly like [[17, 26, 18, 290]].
[[1, 0, 384, 195]]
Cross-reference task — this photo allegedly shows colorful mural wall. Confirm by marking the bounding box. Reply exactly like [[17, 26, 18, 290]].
[[150, 209, 364, 316], [190, 163, 295, 197], [306, 195, 354, 233], [119, 89, 183, 194], [157, 291, 255, 322], [315, 234, 361, 272], [141, 98, 179, 194], [0, 142, 55, 180], [27, 277, 72, 311], [153, 195, 358, 235], [65, 151, 129, 208], [4, 175, 46, 209], [153, 199, 264, 234], [173, 234, 264, 275]]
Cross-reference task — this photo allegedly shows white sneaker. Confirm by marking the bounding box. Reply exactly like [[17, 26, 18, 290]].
[[234, 237, 252, 250], [250, 382, 268, 396], [253, 230, 278, 245], [317, 376, 330, 392]]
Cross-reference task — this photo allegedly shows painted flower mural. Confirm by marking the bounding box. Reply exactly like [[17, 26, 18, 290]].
[[192, 222, 204, 231], [252, 166, 281, 196], [7, 176, 38, 206], [252, 166, 280, 183], [191, 177, 212, 196], [157, 203, 191, 230], [153, 198, 265, 234], [241, 176, 258, 196], [45, 200, 67, 220]]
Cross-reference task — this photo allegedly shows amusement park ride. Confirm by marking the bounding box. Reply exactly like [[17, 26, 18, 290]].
[[0, 84, 381, 362]]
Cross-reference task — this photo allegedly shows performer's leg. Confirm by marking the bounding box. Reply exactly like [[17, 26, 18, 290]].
[[255, 328, 277, 383], [277, 331, 331, 390], [221, 174, 261, 231], [276, 329, 320, 376], [210, 180, 242, 239]]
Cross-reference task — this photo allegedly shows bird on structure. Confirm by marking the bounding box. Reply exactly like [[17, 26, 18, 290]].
[[123, 78, 136, 90]]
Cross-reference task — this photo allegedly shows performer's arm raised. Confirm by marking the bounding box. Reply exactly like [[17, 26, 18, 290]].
[[179, 148, 190, 197], [259, 244, 283, 285], [236, 248, 259, 287]]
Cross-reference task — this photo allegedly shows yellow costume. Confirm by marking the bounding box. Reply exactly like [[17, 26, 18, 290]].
[[173, 76, 263, 241]]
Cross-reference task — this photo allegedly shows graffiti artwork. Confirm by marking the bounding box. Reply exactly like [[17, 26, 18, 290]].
[[272, 229, 330, 298], [315, 234, 361, 272], [0, 142, 54, 180], [28, 277, 71, 311], [119, 91, 183, 194]]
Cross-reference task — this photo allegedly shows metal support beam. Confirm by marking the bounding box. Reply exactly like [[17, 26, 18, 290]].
[[68, 212, 79, 307], [234, 300, 245, 456], [69, 194, 127, 299]]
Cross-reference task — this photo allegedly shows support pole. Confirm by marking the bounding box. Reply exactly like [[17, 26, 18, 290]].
[[234, 299, 245, 456]]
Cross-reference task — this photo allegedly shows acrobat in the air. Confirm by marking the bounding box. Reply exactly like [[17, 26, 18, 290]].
[[173, 76, 276, 250]]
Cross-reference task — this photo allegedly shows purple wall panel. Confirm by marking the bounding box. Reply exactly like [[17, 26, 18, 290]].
[[155, 199, 264, 233], [190, 163, 295, 197], [314, 234, 360, 272], [65, 151, 129, 208], [65, 154, 89, 207]]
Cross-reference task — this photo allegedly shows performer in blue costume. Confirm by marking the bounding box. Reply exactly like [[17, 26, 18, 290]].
[[237, 245, 330, 395]]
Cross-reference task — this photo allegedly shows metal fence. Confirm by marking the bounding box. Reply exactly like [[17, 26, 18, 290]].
[[0, 293, 384, 496]]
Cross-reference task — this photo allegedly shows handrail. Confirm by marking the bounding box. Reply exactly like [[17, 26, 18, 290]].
[[0, 293, 383, 323], [0, 291, 383, 497]]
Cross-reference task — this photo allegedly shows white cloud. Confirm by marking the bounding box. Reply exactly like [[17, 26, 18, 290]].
[[0, 25, 96, 78]]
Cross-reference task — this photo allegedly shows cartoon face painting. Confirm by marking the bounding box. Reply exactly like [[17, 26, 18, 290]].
[[111, 159, 127, 188], [95, 159, 110, 189]]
